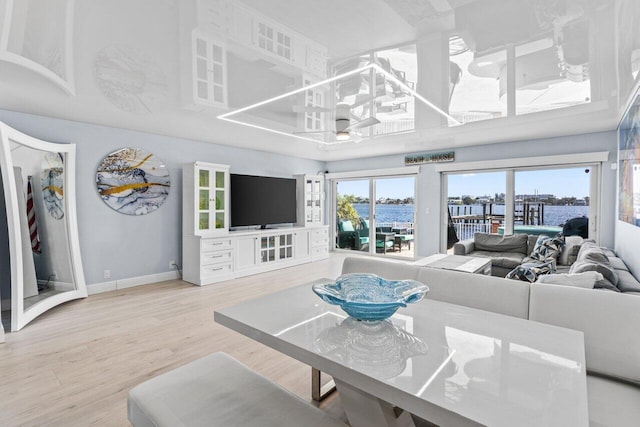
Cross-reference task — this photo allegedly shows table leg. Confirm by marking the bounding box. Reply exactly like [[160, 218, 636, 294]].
[[311, 367, 336, 401], [334, 379, 416, 427]]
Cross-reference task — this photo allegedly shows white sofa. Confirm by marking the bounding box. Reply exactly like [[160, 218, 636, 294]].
[[341, 256, 640, 427]]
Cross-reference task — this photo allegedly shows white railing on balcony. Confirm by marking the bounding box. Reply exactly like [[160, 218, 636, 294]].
[[454, 222, 492, 241]]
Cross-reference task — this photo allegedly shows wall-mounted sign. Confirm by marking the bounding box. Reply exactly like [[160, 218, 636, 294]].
[[405, 151, 455, 165]]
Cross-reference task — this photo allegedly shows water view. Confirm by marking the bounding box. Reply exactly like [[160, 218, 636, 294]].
[[354, 203, 588, 227]]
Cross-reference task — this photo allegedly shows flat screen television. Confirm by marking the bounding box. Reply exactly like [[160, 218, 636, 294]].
[[230, 174, 297, 228]]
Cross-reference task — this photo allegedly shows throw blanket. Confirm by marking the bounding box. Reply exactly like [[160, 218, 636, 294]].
[[506, 261, 555, 283]]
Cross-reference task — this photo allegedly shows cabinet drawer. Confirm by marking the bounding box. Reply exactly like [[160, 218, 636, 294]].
[[201, 262, 233, 277], [201, 250, 233, 266], [311, 246, 328, 257], [312, 237, 328, 247], [311, 228, 328, 240], [201, 238, 232, 251]]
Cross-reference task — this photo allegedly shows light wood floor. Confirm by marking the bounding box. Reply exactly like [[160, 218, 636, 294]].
[[0, 255, 350, 426]]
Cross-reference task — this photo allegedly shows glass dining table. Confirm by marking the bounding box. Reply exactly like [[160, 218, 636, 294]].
[[214, 280, 589, 427]]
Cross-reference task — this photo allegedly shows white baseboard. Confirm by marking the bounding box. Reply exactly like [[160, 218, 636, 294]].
[[87, 281, 117, 295], [87, 270, 181, 295]]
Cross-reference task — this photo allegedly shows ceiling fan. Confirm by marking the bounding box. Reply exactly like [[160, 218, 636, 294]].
[[296, 102, 380, 142]]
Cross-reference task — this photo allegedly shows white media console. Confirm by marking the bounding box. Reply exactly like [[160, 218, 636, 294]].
[[182, 225, 329, 286], [182, 162, 329, 286]]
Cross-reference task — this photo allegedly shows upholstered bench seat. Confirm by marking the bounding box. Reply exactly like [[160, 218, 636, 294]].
[[587, 375, 640, 427], [128, 352, 347, 427]]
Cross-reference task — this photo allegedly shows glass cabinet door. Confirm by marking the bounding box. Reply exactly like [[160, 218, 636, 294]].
[[195, 164, 229, 235], [215, 171, 225, 230], [198, 169, 211, 232]]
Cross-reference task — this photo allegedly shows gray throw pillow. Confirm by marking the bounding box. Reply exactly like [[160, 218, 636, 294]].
[[569, 260, 619, 287], [577, 242, 608, 264]]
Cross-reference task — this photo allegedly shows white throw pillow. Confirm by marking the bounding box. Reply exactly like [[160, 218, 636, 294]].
[[558, 235, 583, 266]]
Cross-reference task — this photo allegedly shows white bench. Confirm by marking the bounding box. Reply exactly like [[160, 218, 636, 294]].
[[128, 352, 347, 427]]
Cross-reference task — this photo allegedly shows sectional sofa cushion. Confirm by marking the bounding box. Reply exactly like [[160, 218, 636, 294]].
[[586, 375, 640, 427], [529, 284, 640, 385], [464, 250, 526, 269], [473, 232, 529, 254], [616, 270, 640, 293]]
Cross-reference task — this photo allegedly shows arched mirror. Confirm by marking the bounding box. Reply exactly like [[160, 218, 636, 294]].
[[0, 122, 86, 332]]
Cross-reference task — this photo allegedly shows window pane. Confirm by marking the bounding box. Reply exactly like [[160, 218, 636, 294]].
[[199, 190, 209, 210], [197, 58, 207, 79], [215, 190, 224, 210], [199, 213, 209, 230], [212, 45, 222, 62], [447, 171, 506, 241], [374, 176, 415, 259], [215, 171, 224, 188], [336, 179, 369, 253], [514, 168, 590, 236], [196, 39, 206, 57], [199, 169, 209, 187], [197, 81, 208, 99], [213, 64, 223, 84], [215, 212, 225, 229], [213, 86, 223, 102]]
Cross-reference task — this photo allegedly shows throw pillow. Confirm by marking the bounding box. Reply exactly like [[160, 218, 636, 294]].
[[536, 271, 602, 289], [529, 235, 565, 262], [569, 260, 619, 287], [532, 235, 550, 254], [566, 245, 582, 266], [558, 236, 583, 266], [535, 271, 619, 291]]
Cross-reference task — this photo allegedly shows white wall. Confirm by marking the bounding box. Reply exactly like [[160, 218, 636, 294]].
[[0, 109, 324, 287], [615, 222, 640, 277], [326, 131, 618, 256]]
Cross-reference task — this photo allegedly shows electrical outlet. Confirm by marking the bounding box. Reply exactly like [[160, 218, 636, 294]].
[[104, 269, 111, 279], [169, 260, 175, 269]]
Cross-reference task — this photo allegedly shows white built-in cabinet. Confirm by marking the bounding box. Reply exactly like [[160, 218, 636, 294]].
[[184, 161, 229, 236], [182, 163, 328, 286], [192, 31, 228, 108], [295, 174, 324, 227]]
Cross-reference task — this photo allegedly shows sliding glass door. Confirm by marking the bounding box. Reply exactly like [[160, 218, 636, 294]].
[[444, 164, 598, 249], [335, 175, 416, 259]]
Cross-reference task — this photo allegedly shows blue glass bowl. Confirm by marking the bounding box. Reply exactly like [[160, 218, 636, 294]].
[[312, 273, 428, 321]]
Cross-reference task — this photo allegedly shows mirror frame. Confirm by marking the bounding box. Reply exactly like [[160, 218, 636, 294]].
[[0, 122, 87, 331]]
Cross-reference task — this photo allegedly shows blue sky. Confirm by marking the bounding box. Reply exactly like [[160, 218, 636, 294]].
[[337, 168, 590, 199]]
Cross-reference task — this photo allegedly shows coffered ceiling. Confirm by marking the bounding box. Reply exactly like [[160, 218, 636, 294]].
[[0, 0, 637, 160]]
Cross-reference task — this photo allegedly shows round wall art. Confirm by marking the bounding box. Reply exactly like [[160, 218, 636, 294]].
[[96, 148, 170, 215], [41, 152, 64, 219]]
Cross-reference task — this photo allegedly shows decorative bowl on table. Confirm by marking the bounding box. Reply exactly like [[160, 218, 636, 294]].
[[312, 273, 429, 321]]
